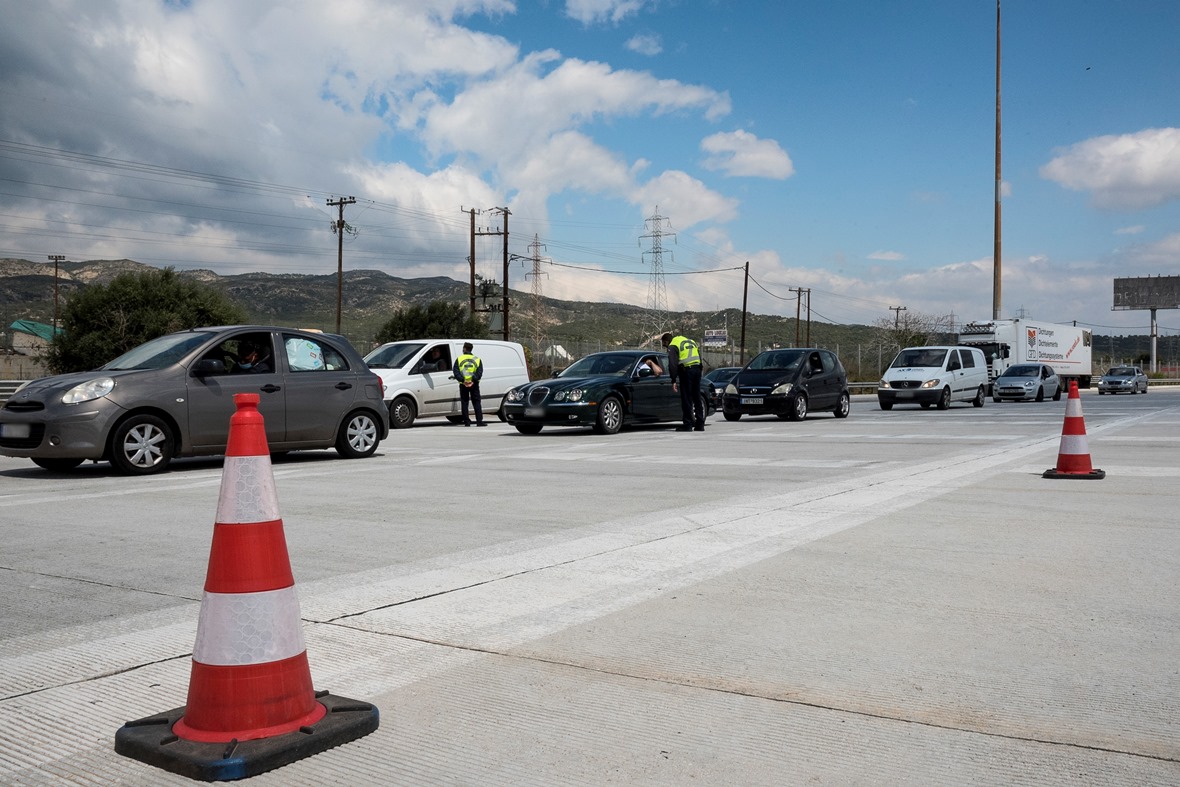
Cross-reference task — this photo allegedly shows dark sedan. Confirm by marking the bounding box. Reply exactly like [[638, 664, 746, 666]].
[[501, 350, 711, 435], [703, 366, 742, 408]]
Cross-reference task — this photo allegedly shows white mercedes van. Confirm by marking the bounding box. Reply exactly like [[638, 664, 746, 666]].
[[877, 345, 988, 410], [363, 339, 530, 428]]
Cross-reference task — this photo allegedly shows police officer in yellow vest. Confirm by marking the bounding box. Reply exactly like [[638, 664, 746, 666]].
[[452, 342, 487, 426], [662, 332, 705, 431]]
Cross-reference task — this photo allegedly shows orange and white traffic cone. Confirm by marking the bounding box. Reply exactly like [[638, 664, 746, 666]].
[[1043, 380, 1105, 480], [116, 393, 378, 781]]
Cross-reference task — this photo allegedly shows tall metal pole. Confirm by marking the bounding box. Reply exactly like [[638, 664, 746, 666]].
[[47, 254, 65, 331], [497, 207, 510, 341], [993, 0, 1003, 320]]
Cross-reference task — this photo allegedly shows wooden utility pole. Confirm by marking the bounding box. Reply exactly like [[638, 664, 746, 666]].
[[739, 261, 749, 364], [47, 255, 65, 331], [327, 196, 356, 335], [890, 305, 907, 328]]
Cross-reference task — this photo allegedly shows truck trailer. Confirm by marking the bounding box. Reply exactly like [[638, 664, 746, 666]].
[[958, 318, 1093, 394]]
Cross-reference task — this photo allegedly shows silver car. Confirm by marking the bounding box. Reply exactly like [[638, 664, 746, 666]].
[[0, 326, 389, 474], [1097, 366, 1149, 395], [992, 363, 1062, 402]]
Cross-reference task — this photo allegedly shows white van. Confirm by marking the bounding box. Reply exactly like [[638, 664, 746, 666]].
[[363, 339, 530, 428], [878, 345, 988, 410]]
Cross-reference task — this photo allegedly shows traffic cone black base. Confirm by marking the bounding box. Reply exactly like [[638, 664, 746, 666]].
[[1042, 467, 1106, 480], [115, 690, 378, 782]]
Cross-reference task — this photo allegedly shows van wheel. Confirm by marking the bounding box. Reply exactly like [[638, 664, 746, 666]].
[[1035, 386, 1045, 402], [879, 401, 893, 411], [936, 387, 951, 410], [972, 386, 985, 407], [593, 396, 623, 435], [390, 396, 416, 429], [787, 394, 808, 421], [110, 414, 174, 475], [833, 392, 850, 418], [336, 411, 380, 458]]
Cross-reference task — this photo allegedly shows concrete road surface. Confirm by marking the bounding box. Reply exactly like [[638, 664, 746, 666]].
[[1, 389, 1177, 785]]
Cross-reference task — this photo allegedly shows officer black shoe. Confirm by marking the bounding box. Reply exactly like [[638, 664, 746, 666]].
[[693, 425, 704, 431], [476, 422, 488, 427]]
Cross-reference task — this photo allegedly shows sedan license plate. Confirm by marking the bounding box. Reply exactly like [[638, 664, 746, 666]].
[[741, 397, 763, 405], [524, 407, 545, 417], [0, 423, 30, 439]]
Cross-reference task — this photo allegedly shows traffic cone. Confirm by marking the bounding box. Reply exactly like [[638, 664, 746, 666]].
[[1043, 380, 1105, 480], [116, 393, 378, 781]]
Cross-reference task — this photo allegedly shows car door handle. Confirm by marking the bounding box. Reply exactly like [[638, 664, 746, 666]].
[[335, 382, 353, 390], [260, 384, 282, 393]]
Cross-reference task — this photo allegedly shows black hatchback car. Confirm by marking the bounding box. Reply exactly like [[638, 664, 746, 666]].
[[722, 348, 850, 421]]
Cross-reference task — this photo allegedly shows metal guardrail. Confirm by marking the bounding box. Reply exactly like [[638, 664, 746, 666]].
[[0, 380, 26, 403]]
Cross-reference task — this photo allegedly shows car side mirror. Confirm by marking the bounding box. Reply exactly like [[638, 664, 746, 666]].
[[637, 366, 653, 378], [193, 358, 227, 377]]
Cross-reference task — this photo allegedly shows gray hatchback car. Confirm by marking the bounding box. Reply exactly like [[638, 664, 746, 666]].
[[0, 326, 389, 474]]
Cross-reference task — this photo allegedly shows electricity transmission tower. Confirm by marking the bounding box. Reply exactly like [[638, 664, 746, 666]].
[[525, 235, 549, 354], [639, 206, 675, 345]]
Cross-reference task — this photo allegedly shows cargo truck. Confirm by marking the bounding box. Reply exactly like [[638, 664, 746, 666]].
[[958, 318, 1093, 394]]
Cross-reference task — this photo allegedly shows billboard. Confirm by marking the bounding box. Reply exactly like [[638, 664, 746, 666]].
[[702, 329, 727, 347], [1113, 276, 1180, 311]]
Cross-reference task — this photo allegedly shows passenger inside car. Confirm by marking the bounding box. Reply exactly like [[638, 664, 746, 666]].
[[234, 337, 273, 373], [638, 357, 663, 376]]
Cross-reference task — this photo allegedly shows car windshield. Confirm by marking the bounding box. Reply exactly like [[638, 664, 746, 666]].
[[365, 342, 425, 369], [748, 350, 804, 372], [1001, 365, 1040, 378], [102, 332, 214, 371], [706, 368, 738, 384], [891, 349, 947, 368], [561, 354, 635, 378], [1107, 367, 1135, 376]]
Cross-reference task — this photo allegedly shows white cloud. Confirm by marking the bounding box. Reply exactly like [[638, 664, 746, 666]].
[[631, 171, 740, 229], [626, 34, 662, 56], [700, 130, 794, 179], [867, 250, 904, 261], [1040, 127, 1180, 210], [564, 0, 647, 25], [1115, 225, 1145, 235]]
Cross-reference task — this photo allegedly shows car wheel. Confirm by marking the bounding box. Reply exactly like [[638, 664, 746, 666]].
[[879, 401, 893, 411], [992, 395, 1002, 403], [972, 385, 985, 407], [833, 391, 850, 418], [389, 396, 416, 429], [446, 415, 465, 424], [936, 387, 951, 410], [787, 394, 808, 421], [593, 396, 623, 435], [32, 458, 84, 472], [336, 410, 380, 459], [1035, 386, 1044, 402], [919, 402, 932, 409], [723, 411, 742, 421], [109, 414, 174, 475], [1052, 385, 1062, 401], [514, 424, 543, 435]]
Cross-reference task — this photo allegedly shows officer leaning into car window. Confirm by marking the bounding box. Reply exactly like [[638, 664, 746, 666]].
[[662, 332, 705, 432], [453, 342, 487, 426]]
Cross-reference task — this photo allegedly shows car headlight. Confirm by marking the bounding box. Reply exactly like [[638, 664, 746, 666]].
[[1023, 380, 1035, 388], [920, 378, 940, 389], [506, 389, 525, 402], [565, 389, 587, 402], [771, 382, 793, 396], [878, 378, 891, 389], [62, 377, 115, 404], [725, 383, 737, 395]]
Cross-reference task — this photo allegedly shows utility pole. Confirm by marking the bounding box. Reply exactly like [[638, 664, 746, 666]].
[[789, 287, 811, 346], [890, 305, 907, 328], [47, 254, 65, 331], [525, 235, 549, 354], [739, 261, 749, 365], [327, 196, 356, 335], [471, 207, 510, 340]]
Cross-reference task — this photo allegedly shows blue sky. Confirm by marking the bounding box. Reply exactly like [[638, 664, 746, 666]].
[[1, 0, 1178, 335]]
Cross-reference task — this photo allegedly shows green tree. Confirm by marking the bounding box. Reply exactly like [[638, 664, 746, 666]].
[[46, 268, 247, 373], [375, 301, 489, 344]]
